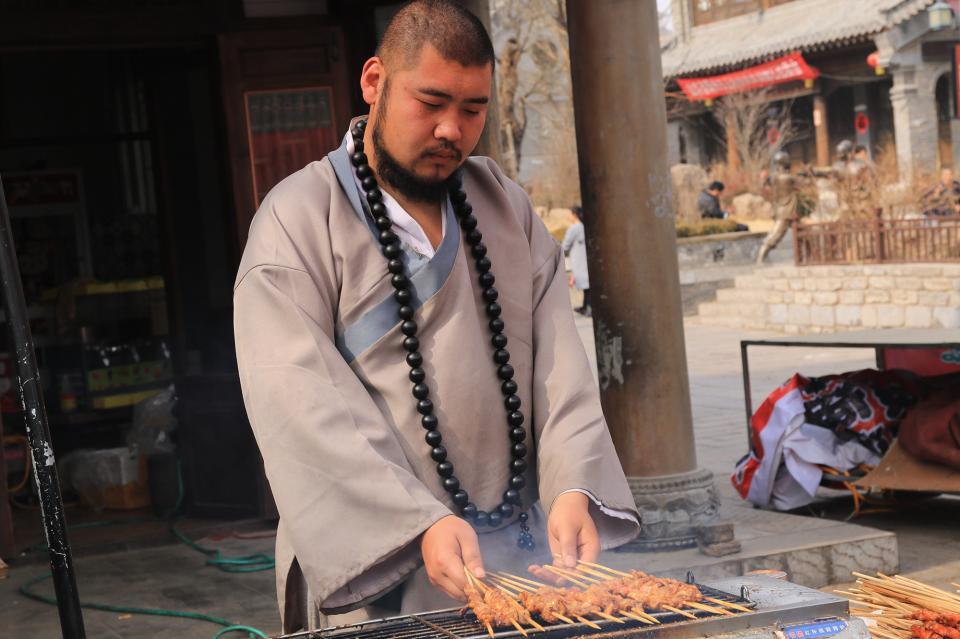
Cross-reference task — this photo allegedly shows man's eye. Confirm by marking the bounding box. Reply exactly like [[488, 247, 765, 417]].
[[420, 100, 442, 109], [464, 109, 481, 116]]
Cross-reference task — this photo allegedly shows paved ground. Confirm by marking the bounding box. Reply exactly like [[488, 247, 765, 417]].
[[3, 320, 958, 638]]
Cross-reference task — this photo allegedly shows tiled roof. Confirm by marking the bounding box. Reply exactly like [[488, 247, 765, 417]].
[[662, 0, 935, 78]]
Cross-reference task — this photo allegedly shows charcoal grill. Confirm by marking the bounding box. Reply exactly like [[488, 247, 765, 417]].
[[275, 576, 871, 639]]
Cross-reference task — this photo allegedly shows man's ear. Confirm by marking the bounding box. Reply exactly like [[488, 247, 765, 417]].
[[360, 57, 385, 106]]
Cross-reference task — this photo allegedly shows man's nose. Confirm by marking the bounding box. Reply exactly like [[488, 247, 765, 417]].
[[435, 116, 462, 145]]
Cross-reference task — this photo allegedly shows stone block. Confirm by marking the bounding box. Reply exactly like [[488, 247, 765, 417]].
[[864, 265, 889, 276], [829, 536, 898, 585], [869, 276, 895, 289], [788, 304, 811, 325], [937, 264, 960, 277], [795, 291, 813, 304], [695, 522, 736, 545], [934, 306, 960, 329], [893, 265, 941, 277], [764, 291, 784, 304], [813, 292, 839, 305], [862, 305, 878, 327], [891, 290, 918, 305], [918, 291, 950, 306], [816, 278, 843, 291], [905, 306, 933, 328], [924, 278, 954, 291], [836, 305, 862, 327], [783, 292, 795, 303], [768, 304, 788, 324], [783, 324, 801, 335], [773, 279, 790, 292], [844, 277, 868, 290], [804, 279, 817, 291], [839, 290, 865, 304], [865, 290, 891, 303], [785, 547, 830, 588], [811, 305, 835, 327], [790, 279, 805, 291], [895, 277, 924, 291], [877, 304, 905, 327]]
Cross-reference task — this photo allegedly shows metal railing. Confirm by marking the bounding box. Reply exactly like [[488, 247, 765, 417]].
[[794, 213, 960, 265]]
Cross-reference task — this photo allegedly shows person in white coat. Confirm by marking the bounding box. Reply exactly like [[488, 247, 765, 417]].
[[562, 205, 590, 316]]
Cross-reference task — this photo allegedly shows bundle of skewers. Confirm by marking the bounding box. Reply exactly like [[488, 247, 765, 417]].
[[840, 572, 960, 639], [462, 560, 752, 637]]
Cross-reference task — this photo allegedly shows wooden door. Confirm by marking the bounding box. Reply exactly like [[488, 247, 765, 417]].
[[219, 27, 353, 250]]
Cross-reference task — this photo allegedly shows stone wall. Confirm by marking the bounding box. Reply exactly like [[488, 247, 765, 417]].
[[703, 263, 960, 333]]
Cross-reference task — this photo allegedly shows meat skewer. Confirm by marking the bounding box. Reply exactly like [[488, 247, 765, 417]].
[[464, 568, 542, 636]]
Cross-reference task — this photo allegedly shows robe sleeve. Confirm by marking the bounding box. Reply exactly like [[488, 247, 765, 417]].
[[234, 194, 451, 612], [500, 182, 641, 550]]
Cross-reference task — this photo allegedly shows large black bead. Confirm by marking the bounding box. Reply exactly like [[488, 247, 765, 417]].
[[510, 474, 526, 489], [356, 164, 372, 179], [422, 414, 439, 430], [362, 176, 377, 191], [498, 364, 515, 380], [502, 380, 518, 395], [479, 271, 495, 288], [406, 351, 423, 367], [371, 202, 387, 217], [403, 336, 420, 352], [425, 430, 442, 446], [443, 477, 460, 493], [417, 399, 434, 415], [391, 274, 409, 290], [398, 305, 415, 320], [504, 395, 521, 411], [462, 503, 478, 519], [489, 318, 505, 333], [451, 190, 467, 205], [486, 303, 502, 318], [493, 349, 510, 365], [431, 446, 447, 462], [510, 458, 527, 474], [467, 229, 483, 245], [488, 511, 502, 527], [412, 383, 429, 400], [351, 152, 367, 166], [457, 202, 473, 217], [366, 189, 383, 204], [394, 288, 412, 304], [376, 216, 392, 232], [507, 410, 523, 426], [409, 367, 426, 383], [452, 489, 469, 507], [504, 489, 521, 504], [482, 287, 499, 303], [511, 442, 527, 458], [437, 461, 454, 477], [492, 333, 508, 349], [476, 256, 492, 273], [471, 242, 487, 259], [509, 427, 526, 442], [384, 244, 402, 259], [351, 127, 365, 140], [356, 118, 367, 130], [401, 320, 418, 336], [499, 503, 514, 518], [388, 258, 405, 274], [460, 215, 478, 232], [380, 230, 398, 246], [474, 511, 489, 527]]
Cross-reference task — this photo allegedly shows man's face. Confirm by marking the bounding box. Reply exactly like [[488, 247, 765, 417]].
[[363, 45, 491, 186]]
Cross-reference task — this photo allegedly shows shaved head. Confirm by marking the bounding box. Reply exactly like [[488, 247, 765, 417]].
[[378, 0, 495, 72]]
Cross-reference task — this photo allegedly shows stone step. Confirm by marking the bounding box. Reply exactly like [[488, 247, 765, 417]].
[[716, 288, 768, 303], [696, 314, 769, 330]]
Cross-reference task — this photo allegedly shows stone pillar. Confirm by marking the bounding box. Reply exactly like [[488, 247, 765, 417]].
[[813, 94, 830, 168], [456, 0, 502, 164], [853, 84, 873, 152], [890, 64, 940, 178], [566, 0, 720, 551]]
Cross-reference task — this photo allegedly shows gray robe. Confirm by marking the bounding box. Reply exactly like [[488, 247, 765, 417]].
[[234, 134, 640, 632]]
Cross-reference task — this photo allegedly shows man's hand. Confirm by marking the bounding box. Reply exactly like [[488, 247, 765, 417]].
[[421, 515, 486, 601], [529, 492, 599, 583]]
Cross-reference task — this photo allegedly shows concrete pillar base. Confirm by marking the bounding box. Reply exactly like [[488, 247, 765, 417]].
[[621, 468, 721, 552]]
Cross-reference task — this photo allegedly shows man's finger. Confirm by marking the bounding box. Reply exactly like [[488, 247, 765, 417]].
[[458, 533, 486, 580], [437, 554, 468, 600], [554, 522, 580, 569], [577, 522, 601, 564]]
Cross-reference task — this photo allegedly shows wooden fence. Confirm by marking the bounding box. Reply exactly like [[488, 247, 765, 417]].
[[794, 214, 960, 265]]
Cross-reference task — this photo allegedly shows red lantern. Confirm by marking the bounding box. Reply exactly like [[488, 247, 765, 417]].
[[867, 52, 880, 68], [855, 113, 870, 135]]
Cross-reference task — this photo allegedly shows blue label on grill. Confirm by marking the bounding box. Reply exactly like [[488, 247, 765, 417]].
[[782, 618, 848, 639]]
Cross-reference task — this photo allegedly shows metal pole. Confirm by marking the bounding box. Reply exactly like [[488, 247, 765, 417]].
[[0, 175, 86, 638]]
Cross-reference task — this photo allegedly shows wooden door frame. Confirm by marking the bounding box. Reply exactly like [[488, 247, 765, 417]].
[[218, 27, 352, 250]]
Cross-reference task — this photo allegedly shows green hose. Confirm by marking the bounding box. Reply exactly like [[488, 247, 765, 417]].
[[17, 458, 274, 638]]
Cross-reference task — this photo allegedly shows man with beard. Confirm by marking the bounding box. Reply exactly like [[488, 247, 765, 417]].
[[233, 0, 639, 632]]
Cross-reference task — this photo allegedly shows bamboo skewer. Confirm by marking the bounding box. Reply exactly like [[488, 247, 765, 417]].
[[465, 568, 535, 636], [703, 596, 753, 613], [663, 605, 699, 620]]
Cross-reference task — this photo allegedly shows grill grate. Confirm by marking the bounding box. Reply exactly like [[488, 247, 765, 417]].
[[285, 584, 756, 639]]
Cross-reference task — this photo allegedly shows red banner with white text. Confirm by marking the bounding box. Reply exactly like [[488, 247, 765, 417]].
[[677, 52, 820, 101]]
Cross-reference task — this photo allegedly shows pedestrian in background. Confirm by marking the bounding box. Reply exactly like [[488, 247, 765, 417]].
[[562, 205, 590, 316]]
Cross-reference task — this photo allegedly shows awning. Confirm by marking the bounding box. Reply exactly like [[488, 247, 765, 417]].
[[676, 52, 821, 102]]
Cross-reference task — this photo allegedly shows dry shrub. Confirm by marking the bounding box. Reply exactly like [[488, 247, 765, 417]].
[[834, 144, 934, 220]]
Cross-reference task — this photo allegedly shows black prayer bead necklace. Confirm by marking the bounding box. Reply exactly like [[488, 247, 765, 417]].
[[350, 119, 534, 550]]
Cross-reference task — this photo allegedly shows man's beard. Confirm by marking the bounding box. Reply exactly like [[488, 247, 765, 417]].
[[371, 109, 461, 204]]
